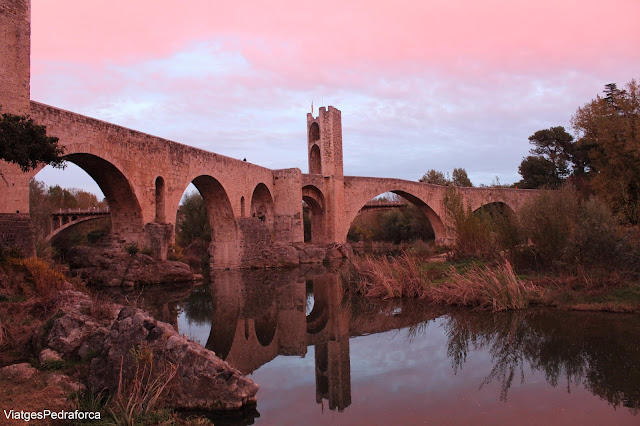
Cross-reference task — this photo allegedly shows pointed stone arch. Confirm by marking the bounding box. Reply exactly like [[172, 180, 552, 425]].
[[302, 185, 326, 244], [190, 175, 239, 269], [63, 153, 144, 242], [250, 183, 275, 237]]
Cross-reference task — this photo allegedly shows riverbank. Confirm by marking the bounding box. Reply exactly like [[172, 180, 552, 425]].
[[344, 252, 640, 313], [0, 252, 256, 424]]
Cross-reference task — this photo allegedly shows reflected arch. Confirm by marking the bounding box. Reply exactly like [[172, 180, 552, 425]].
[[190, 175, 239, 269], [302, 185, 326, 244]]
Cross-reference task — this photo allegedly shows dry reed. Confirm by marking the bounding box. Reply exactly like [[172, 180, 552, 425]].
[[110, 344, 178, 425], [348, 253, 538, 311], [432, 261, 539, 311]]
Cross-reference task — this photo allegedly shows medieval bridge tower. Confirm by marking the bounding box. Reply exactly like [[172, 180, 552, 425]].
[[305, 107, 346, 244]]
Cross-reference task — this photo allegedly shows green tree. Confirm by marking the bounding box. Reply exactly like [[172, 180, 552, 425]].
[[528, 126, 574, 179], [517, 126, 575, 189], [517, 156, 562, 189], [452, 168, 473, 187], [0, 108, 65, 171], [176, 191, 211, 245], [572, 79, 640, 223], [419, 169, 448, 185]]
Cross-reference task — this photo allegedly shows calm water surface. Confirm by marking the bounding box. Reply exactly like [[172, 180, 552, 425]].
[[127, 266, 640, 425]]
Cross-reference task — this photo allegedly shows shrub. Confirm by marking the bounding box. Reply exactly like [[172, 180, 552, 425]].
[[444, 188, 521, 260], [140, 246, 153, 256], [87, 229, 106, 245], [8, 257, 67, 297], [167, 244, 184, 261], [518, 188, 579, 266], [125, 242, 140, 255]]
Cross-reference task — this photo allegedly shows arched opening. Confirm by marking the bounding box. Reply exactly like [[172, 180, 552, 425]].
[[309, 144, 322, 175], [250, 183, 275, 237], [347, 191, 444, 252], [309, 122, 320, 143], [254, 310, 278, 347], [175, 176, 238, 271], [240, 196, 246, 218], [473, 201, 515, 218], [302, 185, 326, 244], [155, 176, 166, 223], [206, 288, 241, 360], [31, 154, 142, 258]]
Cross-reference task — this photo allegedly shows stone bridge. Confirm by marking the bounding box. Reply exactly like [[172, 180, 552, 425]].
[[0, 0, 538, 266]]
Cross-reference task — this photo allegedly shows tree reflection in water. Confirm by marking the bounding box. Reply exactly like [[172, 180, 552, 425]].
[[172, 266, 639, 420], [439, 309, 640, 412]]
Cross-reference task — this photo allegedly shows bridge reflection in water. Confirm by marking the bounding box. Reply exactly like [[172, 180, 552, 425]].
[[117, 267, 640, 424]]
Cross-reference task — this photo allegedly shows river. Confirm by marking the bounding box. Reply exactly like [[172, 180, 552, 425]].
[[113, 265, 640, 425]]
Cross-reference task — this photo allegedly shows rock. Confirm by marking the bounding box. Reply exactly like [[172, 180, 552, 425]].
[[89, 306, 259, 411], [296, 244, 326, 264], [46, 373, 86, 393], [67, 246, 194, 287], [39, 348, 63, 364], [325, 243, 353, 259], [0, 363, 37, 381], [35, 290, 258, 411], [37, 291, 112, 359]]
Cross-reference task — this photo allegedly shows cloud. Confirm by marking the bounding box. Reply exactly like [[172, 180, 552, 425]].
[[30, 0, 640, 191]]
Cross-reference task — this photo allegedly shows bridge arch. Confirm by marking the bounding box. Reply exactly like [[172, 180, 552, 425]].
[[190, 175, 239, 269], [473, 201, 516, 218], [60, 153, 143, 242], [302, 185, 326, 243], [345, 188, 446, 244], [250, 183, 275, 237], [46, 214, 109, 243]]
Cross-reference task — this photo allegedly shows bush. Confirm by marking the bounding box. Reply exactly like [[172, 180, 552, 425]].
[[519, 189, 579, 266], [8, 257, 67, 297], [444, 188, 521, 260], [125, 243, 140, 255], [87, 229, 106, 245]]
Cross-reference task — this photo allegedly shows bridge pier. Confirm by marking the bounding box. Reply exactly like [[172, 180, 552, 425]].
[[144, 223, 173, 261]]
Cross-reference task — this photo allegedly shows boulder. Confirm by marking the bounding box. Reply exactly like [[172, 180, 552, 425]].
[[0, 363, 37, 381], [296, 244, 326, 264], [37, 290, 258, 411], [325, 243, 354, 259], [89, 306, 258, 410], [67, 246, 193, 287]]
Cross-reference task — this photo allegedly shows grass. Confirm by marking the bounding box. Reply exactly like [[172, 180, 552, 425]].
[[347, 252, 539, 311], [346, 251, 640, 313]]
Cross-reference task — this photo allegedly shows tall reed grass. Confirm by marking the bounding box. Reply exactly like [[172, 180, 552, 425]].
[[109, 344, 178, 425], [347, 253, 538, 311]]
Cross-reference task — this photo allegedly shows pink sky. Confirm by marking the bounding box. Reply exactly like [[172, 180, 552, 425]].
[[30, 0, 640, 193]]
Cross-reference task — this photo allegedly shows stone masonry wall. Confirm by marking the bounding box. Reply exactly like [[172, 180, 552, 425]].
[[0, 213, 35, 257], [0, 0, 30, 115]]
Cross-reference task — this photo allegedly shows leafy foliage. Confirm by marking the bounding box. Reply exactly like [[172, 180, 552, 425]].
[[572, 79, 640, 223], [419, 169, 448, 185], [420, 168, 473, 187], [517, 126, 575, 189], [347, 196, 434, 243], [176, 191, 211, 246], [0, 108, 65, 171], [452, 168, 473, 187]]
